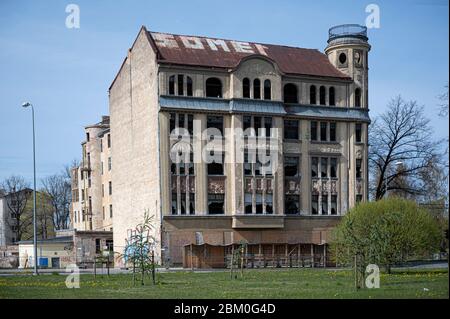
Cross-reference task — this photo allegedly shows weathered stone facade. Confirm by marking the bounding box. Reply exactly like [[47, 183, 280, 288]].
[[103, 24, 371, 267]]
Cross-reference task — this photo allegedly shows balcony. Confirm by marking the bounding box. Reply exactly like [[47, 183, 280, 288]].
[[232, 214, 284, 229]]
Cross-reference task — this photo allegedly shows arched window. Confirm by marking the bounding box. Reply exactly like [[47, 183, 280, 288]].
[[355, 88, 361, 107], [309, 85, 316, 104], [205, 77, 222, 98], [253, 79, 261, 99], [264, 79, 271, 100], [186, 76, 193, 96], [319, 86, 326, 105], [283, 83, 298, 103], [329, 87, 335, 106], [169, 75, 175, 95], [243, 78, 250, 98]]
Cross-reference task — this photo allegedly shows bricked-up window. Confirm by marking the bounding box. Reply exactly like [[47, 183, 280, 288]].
[[107, 134, 111, 148], [311, 121, 318, 141], [264, 80, 271, 100], [355, 88, 361, 107], [355, 123, 362, 143], [319, 86, 326, 105], [329, 87, 335, 106], [253, 78, 261, 99], [208, 194, 224, 214], [205, 77, 222, 98], [284, 120, 299, 140], [330, 122, 337, 142], [242, 78, 250, 98], [310, 85, 316, 104], [186, 76, 193, 97], [283, 83, 298, 103], [320, 122, 327, 141], [177, 74, 184, 95], [356, 159, 362, 179], [169, 75, 175, 95], [109, 204, 113, 218]]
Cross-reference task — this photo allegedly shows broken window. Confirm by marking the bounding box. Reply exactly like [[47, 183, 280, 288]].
[[321, 158, 328, 178], [208, 194, 224, 214], [321, 196, 328, 215], [285, 195, 299, 215], [244, 193, 253, 214], [205, 77, 222, 98], [283, 83, 298, 103], [330, 158, 337, 178], [331, 195, 337, 215], [311, 195, 319, 215], [284, 156, 300, 177], [311, 157, 318, 178]]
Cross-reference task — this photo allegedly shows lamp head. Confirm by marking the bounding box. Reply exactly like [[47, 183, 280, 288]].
[[22, 102, 32, 108]]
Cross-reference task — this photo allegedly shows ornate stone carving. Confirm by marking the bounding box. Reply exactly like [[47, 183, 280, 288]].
[[208, 177, 225, 194]]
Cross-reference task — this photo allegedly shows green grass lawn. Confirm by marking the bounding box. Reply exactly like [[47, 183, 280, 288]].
[[0, 268, 448, 299]]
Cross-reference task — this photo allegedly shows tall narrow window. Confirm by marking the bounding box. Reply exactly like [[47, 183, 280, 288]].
[[243, 78, 250, 98], [355, 88, 361, 107], [285, 195, 300, 215], [331, 195, 337, 215], [321, 196, 328, 215], [244, 193, 253, 214], [177, 74, 184, 95], [169, 75, 175, 95], [206, 77, 222, 98], [208, 194, 224, 214], [171, 193, 177, 215], [311, 121, 318, 141], [186, 76, 193, 96], [284, 156, 300, 177], [109, 204, 113, 218], [310, 85, 316, 104], [265, 194, 273, 214], [355, 123, 362, 143], [329, 87, 335, 106], [189, 193, 195, 215], [107, 134, 111, 148], [207, 115, 223, 135], [283, 83, 298, 103], [330, 122, 336, 142], [169, 113, 176, 133], [356, 159, 362, 179], [253, 79, 261, 99], [255, 194, 263, 214], [311, 157, 318, 178], [330, 158, 337, 178], [312, 195, 319, 215], [321, 158, 328, 178], [243, 115, 252, 133], [320, 122, 327, 141], [264, 79, 271, 100], [319, 86, 326, 105], [108, 181, 112, 195]]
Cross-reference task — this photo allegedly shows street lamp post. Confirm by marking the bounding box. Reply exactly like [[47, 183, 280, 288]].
[[384, 161, 403, 198], [21, 102, 38, 276]]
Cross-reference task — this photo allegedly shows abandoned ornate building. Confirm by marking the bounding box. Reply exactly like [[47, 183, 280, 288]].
[[71, 24, 370, 268]]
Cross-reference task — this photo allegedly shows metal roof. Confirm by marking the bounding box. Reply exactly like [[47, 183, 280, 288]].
[[149, 31, 351, 79], [159, 95, 370, 122]]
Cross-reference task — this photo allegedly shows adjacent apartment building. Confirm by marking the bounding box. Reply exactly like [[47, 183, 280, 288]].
[[71, 116, 113, 232], [72, 24, 370, 268]]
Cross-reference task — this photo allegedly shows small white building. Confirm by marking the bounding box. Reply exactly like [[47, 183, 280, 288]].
[[18, 236, 74, 269]]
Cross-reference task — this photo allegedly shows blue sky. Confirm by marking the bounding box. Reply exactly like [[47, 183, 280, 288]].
[[0, 0, 448, 184]]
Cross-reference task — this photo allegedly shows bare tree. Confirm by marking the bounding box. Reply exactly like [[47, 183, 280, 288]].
[[438, 84, 449, 117], [1, 175, 32, 242], [41, 173, 71, 230], [369, 96, 444, 200]]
